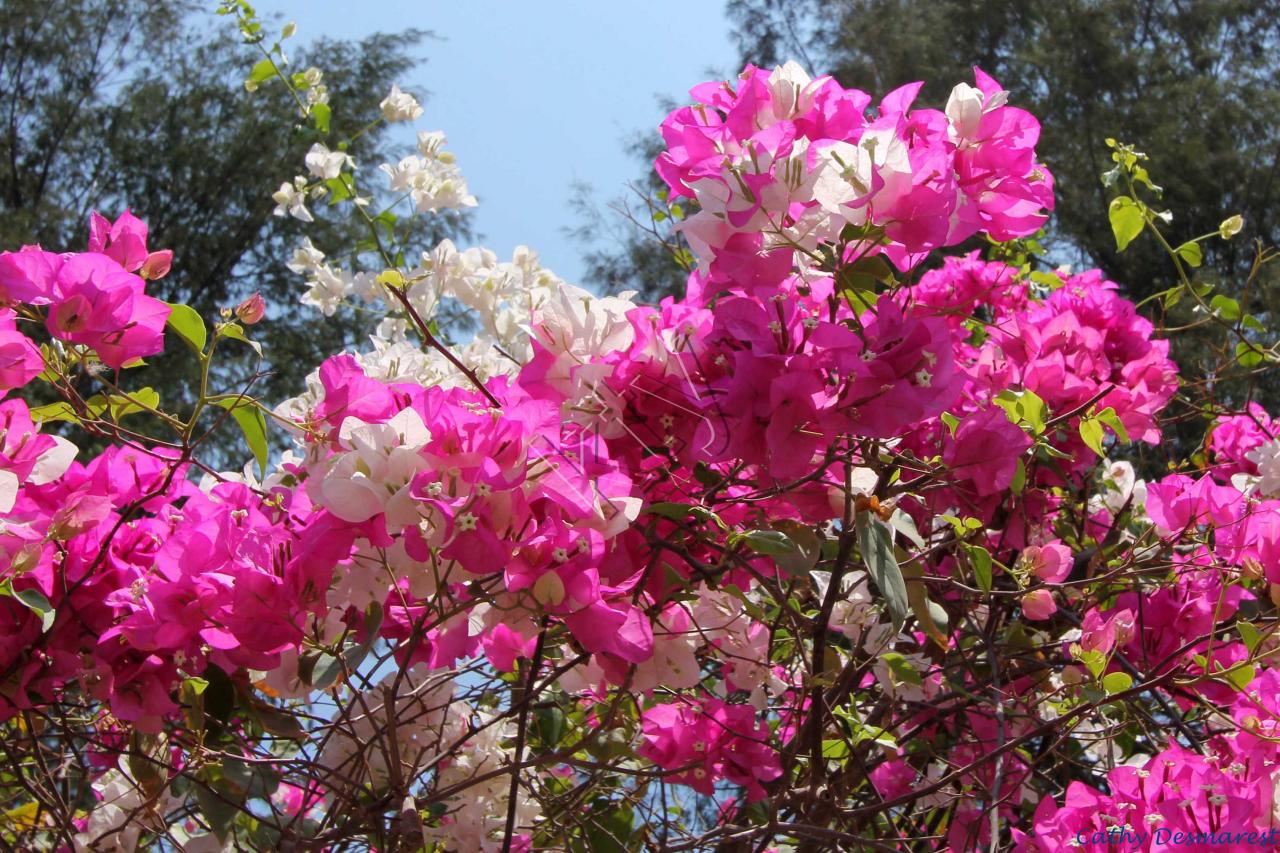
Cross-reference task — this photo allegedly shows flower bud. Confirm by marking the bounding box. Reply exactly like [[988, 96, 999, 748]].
[[139, 250, 172, 281], [1021, 589, 1056, 621], [235, 292, 266, 325]]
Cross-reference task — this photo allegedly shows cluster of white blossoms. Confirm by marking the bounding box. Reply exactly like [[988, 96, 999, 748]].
[[316, 666, 538, 852], [381, 131, 477, 214], [285, 237, 377, 316], [72, 762, 226, 852], [308, 407, 433, 526], [421, 714, 541, 852], [275, 79, 640, 408], [319, 665, 461, 794], [273, 85, 472, 224]]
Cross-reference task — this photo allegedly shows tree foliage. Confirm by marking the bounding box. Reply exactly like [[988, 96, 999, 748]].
[[0, 0, 469, 445]]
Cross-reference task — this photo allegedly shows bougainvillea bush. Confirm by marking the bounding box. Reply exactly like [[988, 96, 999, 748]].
[[2, 7, 1277, 852]]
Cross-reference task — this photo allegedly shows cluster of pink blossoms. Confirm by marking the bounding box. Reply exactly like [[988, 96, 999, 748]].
[[0, 211, 170, 371], [657, 63, 1053, 272], [5, 61, 1280, 851]]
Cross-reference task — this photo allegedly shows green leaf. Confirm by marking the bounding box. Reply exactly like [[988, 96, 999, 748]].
[[342, 601, 384, 672], [837, 254, 897, 296], [642, 501, 688, 520], [940, 514, 983, 535], [1225, 662, 1257, 692], [821, 738, 850, 759], [1094, 407, 1130, 444], [219, 323, 263, 357], [643, 502, 720, 524], [1018, 389, 1048, 434], [180, 678, 207, 736], [1237, 622, 1263, 654], [253, 704, 307, 740], [1078, 417, 1106, 457], [246, 58, 276, 85], [880, 651, 923, 686], [1108, 197, 1144, 251], [1210, 294, 1241, 322], [85, 387, 160, 421], [299, 651, 343, 690], [198, 663, 235, 731], [1101, 671, 1133, 695], [1237, 341, 1265, 368], [856, 512, 908, 626], [734, 529, 797, 558], [579, 800, 636, 853], [995, 389, 1048, 435], [846, 719, 897, 748], [324, 176, 353, 204], [27, 401, 79, 424], [1010, 457, 1027, 495], [534, 706, 566, 747], [192, 781, 241, 843], [311, 102, 331, 134], [1174, 241, 1203, 267], [166, 303, 207, 354], [965, 544, 993, 592], [1074, 647, 1107, 679], [8, 586, 55, 632], [940, 411, 959, 436], [128, 746, 168, 800], [769, 519, 822, 576], [888, 509, 926, 550], [220, 756, 255, 797], [214, 399, 268, 476]]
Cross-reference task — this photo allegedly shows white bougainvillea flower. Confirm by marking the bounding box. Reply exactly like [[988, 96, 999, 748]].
[[271, 176, 313, 222], [380, 84, 423, 122], [304, 142, 353, 181]]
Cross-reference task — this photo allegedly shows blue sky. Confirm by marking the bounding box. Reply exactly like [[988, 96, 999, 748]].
[[249, 1, 738, 287]]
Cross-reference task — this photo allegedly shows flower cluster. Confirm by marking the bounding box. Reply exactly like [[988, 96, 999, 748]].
[[656, 62, 1053, 274], [0, 211, 170, 370], [5, 57, 1278, 853]]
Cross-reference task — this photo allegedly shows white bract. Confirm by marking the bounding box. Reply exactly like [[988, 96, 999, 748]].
[[380, 84, 423, 123], [272, 176, 313, 222], [304, 142, 353, 181], [1248, 437, 1280, 497]]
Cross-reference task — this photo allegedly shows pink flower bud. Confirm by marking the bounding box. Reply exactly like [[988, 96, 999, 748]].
[[139, 250, 172, 280], [235, 292, 266, 325], [1021, 589, 1056, 621]]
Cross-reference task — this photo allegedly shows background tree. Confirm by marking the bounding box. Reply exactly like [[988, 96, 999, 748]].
[[570, 130, 694, 304], [0, 0, 469, 457]]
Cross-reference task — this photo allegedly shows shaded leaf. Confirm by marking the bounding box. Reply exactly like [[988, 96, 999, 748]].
[[215, 399, 269, 475], [857, 512, 908, 626]]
